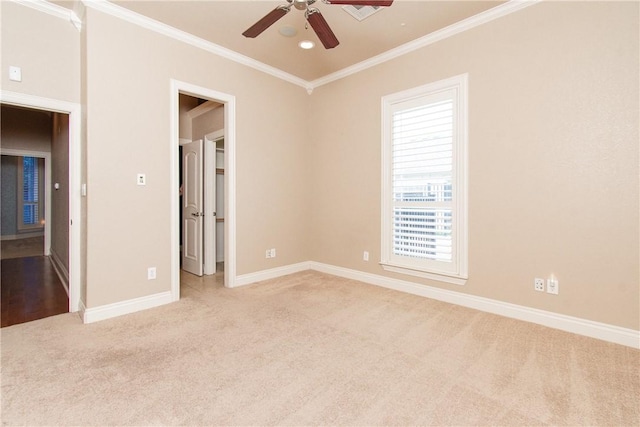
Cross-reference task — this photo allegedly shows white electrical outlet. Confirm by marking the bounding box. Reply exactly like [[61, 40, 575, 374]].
[[265, 249, 271, 259], [147, 267, 156, 280], [363, 251, 369, 261], [534, 278, 544, 292], [547, 277, 559, 295], [9, 66, 22, 82]]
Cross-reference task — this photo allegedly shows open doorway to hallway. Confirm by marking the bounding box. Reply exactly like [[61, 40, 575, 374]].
[[0, 104, 69, 327], [170, 79, 236, 300], [178, 93, 225, 291]]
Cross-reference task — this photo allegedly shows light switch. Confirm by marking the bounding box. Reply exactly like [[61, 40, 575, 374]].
[[9, 66, 22, 82]]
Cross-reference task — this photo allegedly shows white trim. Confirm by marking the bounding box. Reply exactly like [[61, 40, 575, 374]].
[[230, 260, 640, 349], [50, 249, 70, 294], [381, 74, 468, 281], [17, 0, 537, 93], [1, 90, 82, 314], [170, 80, 237, 301], [310, 0, 540, 89], [11, 0, 82, 31], [380, 263, 467, 286], [309, 262, 640, 349], [204, 136, 215, 275], [1, 148, 51, 257], [204, 130, 224, 275], [1, 232, 43, 241], [84, 0, 309, 91], [77, 298, 86, 323], [82, 291, 173, 324], [235, 262, 313, 288]]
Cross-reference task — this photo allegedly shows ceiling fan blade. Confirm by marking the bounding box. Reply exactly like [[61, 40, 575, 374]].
[[325, 0, 393, 6], [306, 9, 339, 49], [242, 6, 290, 38]]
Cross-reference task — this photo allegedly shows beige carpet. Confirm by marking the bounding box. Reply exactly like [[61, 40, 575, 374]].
[[1, 270, 638, 426], [0, 236, 44, 260]]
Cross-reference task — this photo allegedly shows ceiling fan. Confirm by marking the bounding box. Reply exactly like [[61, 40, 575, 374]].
[[242, 0, 394, 49]]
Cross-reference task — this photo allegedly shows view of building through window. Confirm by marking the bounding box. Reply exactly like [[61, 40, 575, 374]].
[[392, 99, 454, 262], [381, 74, 467, 281]]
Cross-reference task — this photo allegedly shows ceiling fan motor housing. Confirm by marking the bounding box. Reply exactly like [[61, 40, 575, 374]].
[[294, 0, 314, 11], [244, 0, 393, 48]]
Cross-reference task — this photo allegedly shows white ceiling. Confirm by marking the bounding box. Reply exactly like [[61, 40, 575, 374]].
[[51, 0, 506, 82]]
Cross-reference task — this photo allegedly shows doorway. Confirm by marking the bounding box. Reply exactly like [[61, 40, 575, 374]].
[[0, 105, 69, 326], [170, 80, 237, 301], [0, 91, 82, 314]]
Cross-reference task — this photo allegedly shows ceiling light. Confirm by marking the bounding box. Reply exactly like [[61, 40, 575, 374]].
[[299, 40, 315, 49]]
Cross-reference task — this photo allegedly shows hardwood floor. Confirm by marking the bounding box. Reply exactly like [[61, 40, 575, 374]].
[[1, 256, 68, 328]]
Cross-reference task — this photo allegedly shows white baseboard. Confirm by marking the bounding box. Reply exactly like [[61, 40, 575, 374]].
[[234, 261, 640, 349], [309, 262, 640, 349], [49, 250, 69, 295], [75, 260, 639, 348], [234, 261, 312, 287], [82, 291, 173, 324], [1, 232, 44, 241], [78, 299, 86, 322]]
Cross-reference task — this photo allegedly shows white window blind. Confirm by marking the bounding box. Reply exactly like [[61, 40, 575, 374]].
[[392, 99, 453, 262], [22, 157, 39, 225], [381, 75, 468, 284], [17, 156, 44, 231]]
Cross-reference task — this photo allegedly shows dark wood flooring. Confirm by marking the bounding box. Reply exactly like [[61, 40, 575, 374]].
[[1, 256, 69, 327]]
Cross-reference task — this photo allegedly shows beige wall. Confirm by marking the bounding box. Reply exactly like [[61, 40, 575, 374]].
[[178, 95, 198, 141], [192, 105, 224, 141], [1, 0, 84, 301], [0, 1, 80, 103], [0, 105, 52, 152], [308, 1, 639, 330], [83, 7, 310, 307], [3, 1, 637, 332]]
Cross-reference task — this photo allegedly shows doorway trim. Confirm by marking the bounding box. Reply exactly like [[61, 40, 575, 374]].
[[170, 80, 237, 301], [1, 90, 82, 313], [204, 129, 224, 275]]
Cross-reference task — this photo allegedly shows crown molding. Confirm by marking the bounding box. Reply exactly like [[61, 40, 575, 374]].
[[81, 0, 311, 91], [17, 0, 537, 93], [310, 0, 540, 89], [11, 0, 82, 30]]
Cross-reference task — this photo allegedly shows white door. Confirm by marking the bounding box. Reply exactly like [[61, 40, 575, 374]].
[[203, 136, 216, 275], [182, 140, 203, 276]]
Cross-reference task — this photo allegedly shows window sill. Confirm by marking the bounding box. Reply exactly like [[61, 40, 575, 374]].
[[380, 262, 467, 286]]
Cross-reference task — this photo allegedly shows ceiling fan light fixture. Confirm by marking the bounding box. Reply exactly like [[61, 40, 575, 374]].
[[299, 40, 315, 49]]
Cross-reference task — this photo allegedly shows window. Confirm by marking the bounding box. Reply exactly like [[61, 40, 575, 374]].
[[18, 156, 44, 231], [381, 74, 468, 285]]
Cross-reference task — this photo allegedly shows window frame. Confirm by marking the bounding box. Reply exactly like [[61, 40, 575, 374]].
[[381, 74, 468, 285], [17, 156, 45, 231]]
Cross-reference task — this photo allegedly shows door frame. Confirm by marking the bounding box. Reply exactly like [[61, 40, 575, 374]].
[[170, 80, 236, 301], [204, 129, 224, 275], [0, 90, 82, 313]]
